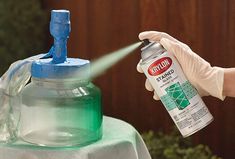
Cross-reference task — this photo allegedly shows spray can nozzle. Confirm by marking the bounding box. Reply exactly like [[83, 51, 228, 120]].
[[140, 40, 165, 60], [142, 39, 150, 46]]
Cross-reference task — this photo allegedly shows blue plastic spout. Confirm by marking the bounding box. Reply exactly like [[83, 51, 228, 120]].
[[31, 9, 90, 79], [50, 10, 71, 64]]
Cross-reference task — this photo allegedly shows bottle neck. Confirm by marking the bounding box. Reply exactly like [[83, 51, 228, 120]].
[[52, 38, 67, 64], [31, 77, 90, 89]]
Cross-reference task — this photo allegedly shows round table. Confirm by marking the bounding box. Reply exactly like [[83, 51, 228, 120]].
[[0, 116, 151, 159]]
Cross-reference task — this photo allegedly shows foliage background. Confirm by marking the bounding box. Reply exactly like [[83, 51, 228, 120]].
[[0, 0, 47, 75], [142, 128, 222, 159]]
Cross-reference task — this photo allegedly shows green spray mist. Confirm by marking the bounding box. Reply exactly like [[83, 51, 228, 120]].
[[89, 42, 141, 79]]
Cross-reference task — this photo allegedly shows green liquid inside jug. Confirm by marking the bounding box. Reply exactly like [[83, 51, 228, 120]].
[[20, 78, 102, 147]]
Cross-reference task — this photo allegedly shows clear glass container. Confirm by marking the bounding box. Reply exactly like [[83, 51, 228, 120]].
[[19, 77, 102, 147]]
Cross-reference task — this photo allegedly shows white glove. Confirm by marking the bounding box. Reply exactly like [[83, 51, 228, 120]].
[[137, 31, 225, 100]]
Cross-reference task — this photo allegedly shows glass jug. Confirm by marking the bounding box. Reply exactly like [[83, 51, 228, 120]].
[[19, 10, 102, 147], [20, 78, 102, 147]]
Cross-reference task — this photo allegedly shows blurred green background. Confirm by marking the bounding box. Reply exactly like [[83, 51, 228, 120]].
[[0, 0, 47, 74]]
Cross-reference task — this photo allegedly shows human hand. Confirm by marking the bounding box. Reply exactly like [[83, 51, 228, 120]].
[[137, 31, 225, 100]]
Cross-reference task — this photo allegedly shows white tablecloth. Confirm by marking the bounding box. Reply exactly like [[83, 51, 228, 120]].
[[0, 116, 151, 159]]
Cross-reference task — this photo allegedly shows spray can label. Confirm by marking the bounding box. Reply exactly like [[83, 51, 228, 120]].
[[140, 51, 213, 137]]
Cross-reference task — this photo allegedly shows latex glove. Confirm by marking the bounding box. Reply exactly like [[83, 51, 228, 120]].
[[137, 31, 225, 100]]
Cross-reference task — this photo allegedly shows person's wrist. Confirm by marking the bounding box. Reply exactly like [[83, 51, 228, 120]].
[[206, 66, 225, 100], [189, 66, 224, 100], [222, 68, 235, 98]]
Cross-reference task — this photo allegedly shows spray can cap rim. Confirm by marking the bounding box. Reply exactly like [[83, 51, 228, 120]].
[[141, 39, 156, 52], [141, 41, 165, 61]]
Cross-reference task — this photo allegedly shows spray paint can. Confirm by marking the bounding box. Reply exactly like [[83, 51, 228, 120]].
[[140, 40, 213, 137]]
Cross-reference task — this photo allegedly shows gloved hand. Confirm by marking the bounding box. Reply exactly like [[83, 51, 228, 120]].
[[137, 31, 225, 100]]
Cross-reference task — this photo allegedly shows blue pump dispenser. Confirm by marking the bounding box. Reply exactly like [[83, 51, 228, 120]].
[[50, 10, 70, 64], [31, 10, 90, 79], [20, 10, 102, 148]]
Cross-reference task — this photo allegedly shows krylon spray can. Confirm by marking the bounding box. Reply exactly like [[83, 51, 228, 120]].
[[140, 40, 213, 137]]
